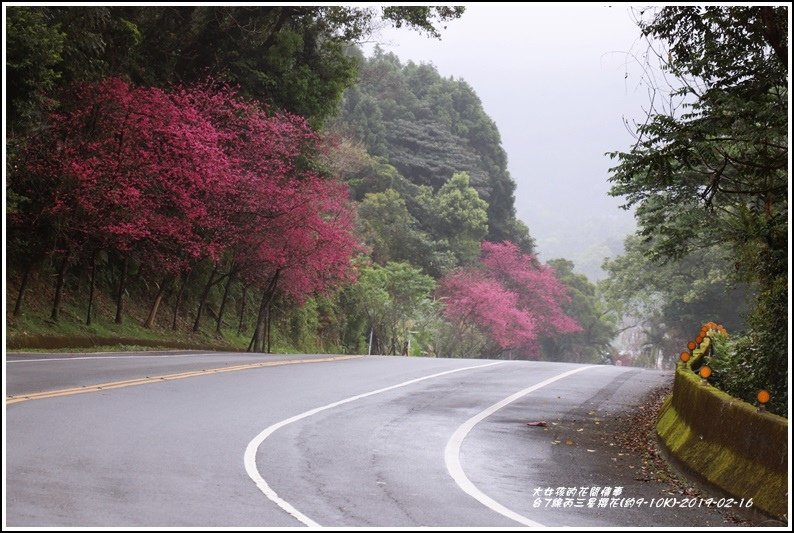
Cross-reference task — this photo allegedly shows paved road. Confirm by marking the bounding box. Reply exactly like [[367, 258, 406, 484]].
[[5, 352, 737, 527]]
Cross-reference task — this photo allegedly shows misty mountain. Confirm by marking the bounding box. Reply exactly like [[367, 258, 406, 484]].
[[333, 47, 532, 250]]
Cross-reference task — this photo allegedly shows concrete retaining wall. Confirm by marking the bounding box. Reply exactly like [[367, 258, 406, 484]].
[[656, 337, 788, 518]]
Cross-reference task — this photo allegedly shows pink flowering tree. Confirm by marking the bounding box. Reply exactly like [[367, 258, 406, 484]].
[[182, 84, 358, 350], [438, 241, 581, 358], [16, 78, 231, 323], [238, 175, 359, 352], [12, 78, 358, 338]]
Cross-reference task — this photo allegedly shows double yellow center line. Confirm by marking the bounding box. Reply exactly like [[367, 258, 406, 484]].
[[7, 355, 362, 405]]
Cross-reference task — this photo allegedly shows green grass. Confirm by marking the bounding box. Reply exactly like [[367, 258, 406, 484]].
[[7, 275, 249, 352], [7, 270, 350, 354]]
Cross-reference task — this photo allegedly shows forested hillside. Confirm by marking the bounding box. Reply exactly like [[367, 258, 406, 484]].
[[6, 6, 613, 362], [334, 48, 533, 249]]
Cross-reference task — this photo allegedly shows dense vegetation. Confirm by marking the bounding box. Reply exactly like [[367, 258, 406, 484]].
[[6, 6, 465, 130], [605, 6, 788, 415], [333, 48, 533, 249], [6, 6, 610, 362]]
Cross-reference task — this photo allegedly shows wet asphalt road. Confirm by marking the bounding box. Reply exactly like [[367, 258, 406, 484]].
[[5, 352, 737, 527]]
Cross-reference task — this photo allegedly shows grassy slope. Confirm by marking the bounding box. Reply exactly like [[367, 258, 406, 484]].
[[6, 271, 251, 352]]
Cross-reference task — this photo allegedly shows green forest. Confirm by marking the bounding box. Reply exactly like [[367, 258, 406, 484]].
[[5, 6, 788, 415]]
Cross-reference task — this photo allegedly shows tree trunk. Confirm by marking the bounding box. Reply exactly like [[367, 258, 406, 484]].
[[375, 334, 383, 356], [13, 263, 32, 317], [114, 255, 129, 324], [249, 272, 280, 353], [193, 266, 218, 333], [238, 284, 248, 335], [172, 271, 189, 331], [370, 330, 381, 356], [144, 276, 171, 329], [50, 251, 70, 322], [251, 290, 268, 353], [86, 251, 97, 325], [215, 269, 235, 337], [265, 299, 273, 354]]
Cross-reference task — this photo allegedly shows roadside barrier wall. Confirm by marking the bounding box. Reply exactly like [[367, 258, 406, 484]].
[[657, 336, 787, 518]]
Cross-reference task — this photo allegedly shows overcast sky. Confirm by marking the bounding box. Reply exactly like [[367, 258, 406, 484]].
[[365, 4, 654, 271]]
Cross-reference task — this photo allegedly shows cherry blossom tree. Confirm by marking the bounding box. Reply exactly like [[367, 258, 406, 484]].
[[16, 78, 229, 322], [181, 83, 358, 348], [12, 78, 358, 335], [438, 241, 581, 358]]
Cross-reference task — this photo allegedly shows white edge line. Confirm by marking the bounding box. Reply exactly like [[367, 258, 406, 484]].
[[244, 360, 507, 527], [444, 365, 597, 528]]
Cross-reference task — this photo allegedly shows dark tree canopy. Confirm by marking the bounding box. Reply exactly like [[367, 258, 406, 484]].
[[609, 6, 787, 266], [6, 6, 465, 130], [607, 6, 788, 414], [334, 49, 534, 251]]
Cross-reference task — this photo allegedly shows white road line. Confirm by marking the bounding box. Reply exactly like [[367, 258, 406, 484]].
[[6, 353, 217, 363], [244, 361, 506, 527], [444, 365, 596, 527]]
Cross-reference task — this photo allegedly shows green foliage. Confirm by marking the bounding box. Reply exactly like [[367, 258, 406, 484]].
[[324, 135, 500, 274], [601, 235, 753, 366], [438, 184, 488, 238], [335, 49, 533, 250], [318, 138, 401, 200], [346, 262, 437, 355], [357, 189, 456, 277], [354, 172, 489, 276], [358, 190, 414, 261], [381, 6, 465, 38], [268, 296, 343, 354], [709, 279, 787, 417], [541, 259, 616, 363], [6, 7, 65, 131], [6, 6, 465, 129], [424, 172, 489, 264], [431, 318, 489, 359], [608, 7, 786, 379], [609, 6, 786, 283]]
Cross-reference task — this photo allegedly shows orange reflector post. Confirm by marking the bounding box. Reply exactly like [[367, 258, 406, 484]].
[[699, 366, 712, 379], [680, 352, 690, 363], [687, 341, 697, 350], [757, 390, 770, 404]]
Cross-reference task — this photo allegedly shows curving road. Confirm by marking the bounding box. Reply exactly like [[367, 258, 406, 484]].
[[5, 352, 735, 527]]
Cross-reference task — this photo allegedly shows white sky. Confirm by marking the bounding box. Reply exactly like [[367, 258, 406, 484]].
[[365, 3, 654, 267]]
